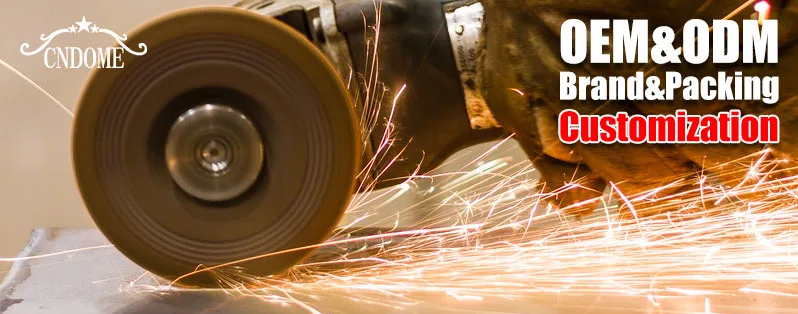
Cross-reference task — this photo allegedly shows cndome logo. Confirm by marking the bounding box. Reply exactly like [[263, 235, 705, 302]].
[[20, 17, 147, 69]]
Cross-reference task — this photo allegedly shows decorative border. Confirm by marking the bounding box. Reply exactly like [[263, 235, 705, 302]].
[[20, 17, 147, 56]]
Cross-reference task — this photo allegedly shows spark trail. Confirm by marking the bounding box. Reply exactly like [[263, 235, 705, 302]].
[[0, 58, 74, 117], [138, 148, 798, 313]]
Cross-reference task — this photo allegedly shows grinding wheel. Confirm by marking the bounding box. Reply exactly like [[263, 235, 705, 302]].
[[72, 7, 360, 287]]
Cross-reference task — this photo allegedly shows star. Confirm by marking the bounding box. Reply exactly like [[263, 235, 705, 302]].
[[90, 25, 99, 33], [75, 16, 92, 33], [68, 25, 77, 33]]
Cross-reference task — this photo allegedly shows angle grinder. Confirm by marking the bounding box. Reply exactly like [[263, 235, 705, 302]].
[[72, 0, 498, 286]]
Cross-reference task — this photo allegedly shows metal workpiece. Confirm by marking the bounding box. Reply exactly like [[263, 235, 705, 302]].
[[3, 228, 797, 313]]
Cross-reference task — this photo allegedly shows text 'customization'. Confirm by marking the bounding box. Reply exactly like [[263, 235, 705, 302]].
[[557, 19, 779, 144]]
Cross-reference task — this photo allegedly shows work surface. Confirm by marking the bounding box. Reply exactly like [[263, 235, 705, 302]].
[[1, 228, 796, 314]]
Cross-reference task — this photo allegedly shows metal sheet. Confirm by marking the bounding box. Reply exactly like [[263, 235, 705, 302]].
[[3, 228, 797, 314]]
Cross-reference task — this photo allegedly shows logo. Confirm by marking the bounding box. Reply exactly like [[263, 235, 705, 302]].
[[20, 17, 147, 69]]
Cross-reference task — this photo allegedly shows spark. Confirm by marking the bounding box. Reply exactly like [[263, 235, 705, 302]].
[[146, 147, 798, 313], [0, 244, 112, 262], [171, 225, 480, 285], [0, 58, 74, 117], [155, 0, 798, 300], [754, 0, 772, 24], [705, 297, 712, 314], [509, 88, 525, 96]]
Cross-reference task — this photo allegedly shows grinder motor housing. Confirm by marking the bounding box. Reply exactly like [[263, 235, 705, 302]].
[[249, 0, 505, 187]]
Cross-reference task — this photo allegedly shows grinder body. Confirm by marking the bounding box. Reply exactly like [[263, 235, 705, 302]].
[[249, 0, 505, 187]]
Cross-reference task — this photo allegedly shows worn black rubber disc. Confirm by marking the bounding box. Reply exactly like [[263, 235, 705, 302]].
[[72, 7, 360, 287]]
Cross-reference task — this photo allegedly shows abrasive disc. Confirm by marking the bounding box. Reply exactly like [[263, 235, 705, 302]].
[[72, 7, 360, 287]]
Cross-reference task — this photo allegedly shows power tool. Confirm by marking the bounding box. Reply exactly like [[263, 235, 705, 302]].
[[72, 0, 502, 286]]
